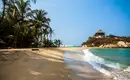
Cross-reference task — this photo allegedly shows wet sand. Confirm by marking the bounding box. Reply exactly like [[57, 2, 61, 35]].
[[0, 47, 113, 80], [64, 49, 113, 80]]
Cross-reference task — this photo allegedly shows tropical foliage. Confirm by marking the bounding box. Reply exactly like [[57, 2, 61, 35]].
[[0, 0, 61, 48], [54, 39, 62, 47]]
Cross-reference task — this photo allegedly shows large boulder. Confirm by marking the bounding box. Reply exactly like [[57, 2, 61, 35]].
[[126, 42, 130, 47], [117, 41, 128, 47]]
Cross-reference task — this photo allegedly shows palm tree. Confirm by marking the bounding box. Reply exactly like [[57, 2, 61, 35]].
[[8, 0, 32, 47], [0, 0, 57, 48], [2, 0, 33, 47], [30, 9, 50, 29], [0, 0, 36, 25], [41, 27, 49, 47], [0, 0, 7, 25], [54, 39, 62, 47], [5, 1, 20, 25], [15, 0, 31, 21], [48, 27, 54, 41], [30, 9, 51, 46]]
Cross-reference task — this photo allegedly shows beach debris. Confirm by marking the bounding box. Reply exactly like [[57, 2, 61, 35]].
[[32, 49, 40, 51]]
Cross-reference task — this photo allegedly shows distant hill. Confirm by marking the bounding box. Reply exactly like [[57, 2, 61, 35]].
[[82, 30, 130, 48]]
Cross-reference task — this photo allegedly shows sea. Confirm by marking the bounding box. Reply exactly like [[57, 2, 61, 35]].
[[83, 48, 130, 80], [64, 48, 130, 80]]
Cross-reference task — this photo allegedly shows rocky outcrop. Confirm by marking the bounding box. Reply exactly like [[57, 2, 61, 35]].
[[99, 41, 130, 48], [117, 41, 128, 48], [100, 44, 118, 48], [126, 42, 130, 47], [82, 30, 130, 48]]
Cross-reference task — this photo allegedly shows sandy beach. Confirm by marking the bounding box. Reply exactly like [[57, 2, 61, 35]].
[[0, 47, 113, 80]]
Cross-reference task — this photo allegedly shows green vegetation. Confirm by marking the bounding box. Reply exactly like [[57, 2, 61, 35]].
[[54, 39, 62, 47], [0, 0, 62, 48], [82, 30, 130, 47], [82, 36, 130, 47]]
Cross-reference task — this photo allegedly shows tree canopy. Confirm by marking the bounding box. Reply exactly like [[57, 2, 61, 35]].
[[0, 0, 61, 48]]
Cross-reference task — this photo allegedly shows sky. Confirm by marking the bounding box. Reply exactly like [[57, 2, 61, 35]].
[[31, 0, 130, 46], [1, 0, 130, 46]]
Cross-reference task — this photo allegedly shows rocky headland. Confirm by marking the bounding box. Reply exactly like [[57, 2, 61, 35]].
[[82, 30, 130, 48]]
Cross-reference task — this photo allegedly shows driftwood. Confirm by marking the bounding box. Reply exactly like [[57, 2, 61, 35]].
[[32, 49, 39, 51]]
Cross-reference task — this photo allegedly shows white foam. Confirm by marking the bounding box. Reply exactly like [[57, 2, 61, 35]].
[[83, 49, 128, 70], [124, 67, 130, 72], [83, 49, 112, 76], [83, 49, 130, 80]]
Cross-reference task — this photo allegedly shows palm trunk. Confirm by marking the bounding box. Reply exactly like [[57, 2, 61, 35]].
[[46, 34, 49, 47]]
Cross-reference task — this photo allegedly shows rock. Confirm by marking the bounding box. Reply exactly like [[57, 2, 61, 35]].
[[117, 41, 128, 48], [126, 42, 130, 47], [99, 45, 104, 48], [82, 45, 87, 47], [99, 41, 130, 48], [98, 41, 130, 48], [106, 44, 118, 48], [100, 44, 118, 48]]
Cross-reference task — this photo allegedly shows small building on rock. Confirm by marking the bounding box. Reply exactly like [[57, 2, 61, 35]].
[[94, 29, 105, 38]]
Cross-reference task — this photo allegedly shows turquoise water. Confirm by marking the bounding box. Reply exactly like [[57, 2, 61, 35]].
[[83, 48, 130, 80], [90, 48, 130, 67]]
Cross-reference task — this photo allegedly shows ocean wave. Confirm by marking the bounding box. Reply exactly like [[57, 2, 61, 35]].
[[83, 49, 130, 80]]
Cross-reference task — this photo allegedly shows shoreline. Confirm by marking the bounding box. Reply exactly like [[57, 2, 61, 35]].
[[83, 49, 114, 78], [64, 48, 114, 80], [0, 47, 113, 80]]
